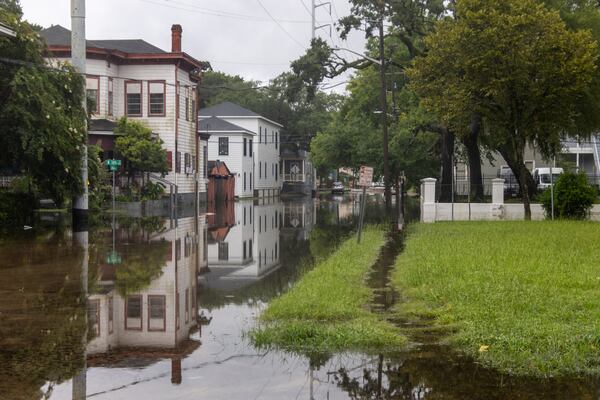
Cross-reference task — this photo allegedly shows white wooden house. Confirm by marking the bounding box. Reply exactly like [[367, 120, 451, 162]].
[[40, 24, 211, 205], [200, 102, 283, 198]]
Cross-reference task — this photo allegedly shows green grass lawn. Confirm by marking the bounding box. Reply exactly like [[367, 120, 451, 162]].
[[393, 221, 600, 377], [251, 226, 407, 353]]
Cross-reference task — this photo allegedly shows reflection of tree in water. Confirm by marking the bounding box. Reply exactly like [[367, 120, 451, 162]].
[[0, 231, 86, 400], [331, 349, 600, 400], [113, 241, 170, 295]]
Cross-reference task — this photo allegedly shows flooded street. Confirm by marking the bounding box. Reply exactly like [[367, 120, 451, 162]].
[[1, 194, 599, 399]]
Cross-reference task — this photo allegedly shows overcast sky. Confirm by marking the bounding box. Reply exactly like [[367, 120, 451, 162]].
[[20, 0, 366, 92]]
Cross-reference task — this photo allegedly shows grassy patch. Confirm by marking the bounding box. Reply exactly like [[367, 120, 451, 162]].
[[393, 221, 600, 377], [251, 226, 406, 353]]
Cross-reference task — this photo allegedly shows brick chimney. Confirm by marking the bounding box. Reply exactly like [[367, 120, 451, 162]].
[[171, 24, 182, 53]]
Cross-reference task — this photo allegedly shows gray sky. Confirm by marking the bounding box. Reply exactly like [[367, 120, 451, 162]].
[[20, 0, 366, 92]]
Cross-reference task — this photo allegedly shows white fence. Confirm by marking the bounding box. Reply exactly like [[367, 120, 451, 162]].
[[420, 177, 600, 223]]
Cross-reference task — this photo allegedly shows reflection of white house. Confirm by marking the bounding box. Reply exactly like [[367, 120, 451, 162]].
[[200, 102, 283, 198], [87, 215, 206, 355], [203, 200, 281, 291], [281, 198, 317, 241]]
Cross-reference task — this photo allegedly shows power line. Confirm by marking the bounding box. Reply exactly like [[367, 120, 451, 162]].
[[138, 0, 313, 24], [256, 0, 306, 49]]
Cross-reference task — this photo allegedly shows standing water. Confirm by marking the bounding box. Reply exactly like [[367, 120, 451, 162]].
[[0, 194, 598, 399]]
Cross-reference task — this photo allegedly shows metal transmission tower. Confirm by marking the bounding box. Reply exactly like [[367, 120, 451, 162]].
[[311, 0, 332, 40]]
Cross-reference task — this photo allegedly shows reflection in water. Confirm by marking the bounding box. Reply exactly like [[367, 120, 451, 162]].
[[2, 194, 599, 399]]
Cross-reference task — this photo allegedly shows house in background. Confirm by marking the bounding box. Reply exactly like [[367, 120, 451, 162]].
[[280, 147, 317, 197], [200, 116, 254, 198], [0, 21, 16, 38], [200, 102, 283, 198], [40, 24, 211, 205]]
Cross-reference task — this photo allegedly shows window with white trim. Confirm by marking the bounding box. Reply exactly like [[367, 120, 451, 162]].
[[86, 76, 99, 114], [126, 81, 142, 116], [149, 81, 165, 116]]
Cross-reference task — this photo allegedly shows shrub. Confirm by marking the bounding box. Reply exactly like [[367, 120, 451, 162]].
[[540, 171, 596, 219], [141, 181, 166, 201]]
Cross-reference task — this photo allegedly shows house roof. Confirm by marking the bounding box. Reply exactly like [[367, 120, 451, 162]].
[[40, 25, 210, 73], [89, 118, 118, 132], [199, 116, 251, 133], [41, 25, 167, 54], [199, 101, 283, 128]]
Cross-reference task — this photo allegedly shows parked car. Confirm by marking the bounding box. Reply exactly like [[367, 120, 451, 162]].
[[332, 182, 345, 194], [533, 167, 564, 191], [499, 166, 519, 197]]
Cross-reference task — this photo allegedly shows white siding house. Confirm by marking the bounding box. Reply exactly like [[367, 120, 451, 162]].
[[40, 24, 211, 205], [199, 102, 283, 198], [201, 117, 255, 198]]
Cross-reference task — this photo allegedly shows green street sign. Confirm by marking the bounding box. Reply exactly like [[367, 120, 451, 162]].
[[106, 250, 122, 265], [105, 159, 121, 172]]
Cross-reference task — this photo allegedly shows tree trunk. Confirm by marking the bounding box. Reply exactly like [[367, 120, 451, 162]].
[[497, 144, 537, 220], [439, 127, 455, 202], [463, 114, 484, 202]]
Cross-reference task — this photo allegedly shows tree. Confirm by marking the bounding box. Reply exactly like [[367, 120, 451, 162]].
[[409, 0, 597, 219], [0, 1, 87, 206], [114, 118, 168, 187]]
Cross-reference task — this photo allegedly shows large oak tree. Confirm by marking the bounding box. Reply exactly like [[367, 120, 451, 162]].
[[409, 0, 597, 219]]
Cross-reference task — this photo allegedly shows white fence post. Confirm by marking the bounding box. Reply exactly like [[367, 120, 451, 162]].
[[421, 178, 437, 223], [491, 178, 505, 220]]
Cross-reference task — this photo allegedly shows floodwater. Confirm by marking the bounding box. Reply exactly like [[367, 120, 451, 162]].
[[1, 194, 599, 400]]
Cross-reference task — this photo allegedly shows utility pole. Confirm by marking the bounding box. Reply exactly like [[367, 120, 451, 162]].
[[378, 13, 391, 211], [311, 0, 331, 40], [71, 0, 88, 229]]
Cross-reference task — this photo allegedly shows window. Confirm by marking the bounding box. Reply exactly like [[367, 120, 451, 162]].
[[87, 299, 100, 338], [108, 296, 114, 334], [219, 137, 229, 155], [192, 98, 196, 120], [275, 132, 278, 149], [218, 242, 229, 261], [259, 162, 262, 179], [244, 172, 247, 191], [185, 288, 189, 323], [185, 96, 190, 121], [149, 81, 165, 116], [203, 146, 208, 178], [126, 295, 143, 330], [176, 238, 181, 260], [525, 160, 535, 172], [167, 151, 173, 171], [250, 205, 253, 224], [243, 206, 246, 225], [148, 295, 166, 331], [259, 127, 262, 143], [126, 81, 142, 116], [243, 241, 247, 259], [176, 292, 180, 329], [176, 152, 182, 174], [249, 173, 252, 190], [86, 76, 99, 114], [243, 138, 247, 156], [249, 239, 253, 258], [249, 140, 253, 157], [184, 153, 190, 174], [108, 78, 114, 116], [456, 163, 468, 181], [265, 162, 268, 178], [275, 164, 278, 181]]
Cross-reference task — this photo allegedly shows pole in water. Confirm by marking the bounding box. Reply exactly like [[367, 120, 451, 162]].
[[71, 0, 88, 230], [357, 186, 367, 243]]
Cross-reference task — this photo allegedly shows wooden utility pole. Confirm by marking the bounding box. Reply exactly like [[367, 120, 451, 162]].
[[378, 11, 391, 210], [71, 0, 88, 228]]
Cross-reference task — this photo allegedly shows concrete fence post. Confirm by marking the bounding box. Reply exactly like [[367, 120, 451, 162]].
[[421, 178, 437, 223], [491, 178, 505, 220]]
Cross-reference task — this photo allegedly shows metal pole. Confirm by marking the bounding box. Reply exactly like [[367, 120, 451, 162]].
[[357, 186, 367, 243], [311, 0, 316, 40], [112, 169, 115, 213], [71, 0, 88, 229], [451, 152, 455, 221], [550, 161, 555, 220]]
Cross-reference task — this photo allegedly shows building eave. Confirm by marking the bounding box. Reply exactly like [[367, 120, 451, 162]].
[[199, 115, 284, 128], [0, 23, 16, 38]]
